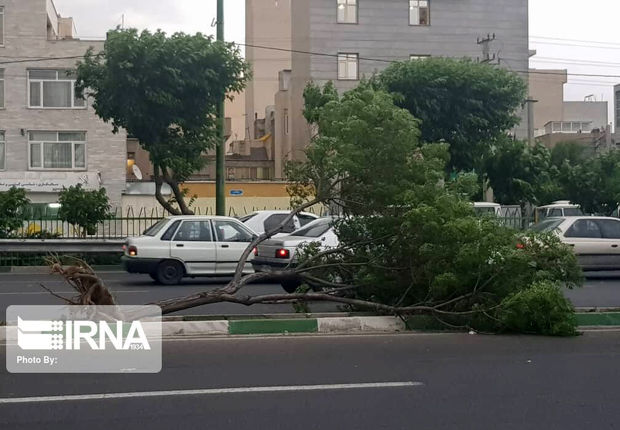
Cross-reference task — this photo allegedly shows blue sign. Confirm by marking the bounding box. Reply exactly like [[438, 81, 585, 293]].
[[229, 189, 244, 196]]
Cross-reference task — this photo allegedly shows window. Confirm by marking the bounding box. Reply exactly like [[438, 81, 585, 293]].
[[0, 131, 4, 170], [264, 214, 296, 234], [143, 219, 169, 237], [0, 69, 4, 107], [548, 209, 563, 217], [213, 220, 254, 242], [298, 214, 317, 227], [565, 220, 602, 239], [596, 219, 620, 239], [409, 0, 430, 25], [292, 218, 333, 238], [28, 69, 86, 108], [161, 220, 182, 241], [337, 0, 357, 24], [28, 131, 86, 170], [284, 109, 289, 135], [338, 53, 358, 80], [173, 221, 213, 242], [0, 6, 4, 46]]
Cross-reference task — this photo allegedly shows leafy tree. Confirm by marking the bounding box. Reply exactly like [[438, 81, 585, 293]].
[[557, 150, 620, 214], [485, 139, 560, 206], [377, 57, 527, 172], [499, 281, 577, 336], [550, 141, 589, 167], [58, 184, 112, 237], [0, 187, 29, 238], [76, 29, 249, 214]]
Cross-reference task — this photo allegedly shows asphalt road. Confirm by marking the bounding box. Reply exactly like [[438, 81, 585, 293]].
[[1, 272, 620, 318], [1, 331, 619, 429], [0, 272, 340, 317]]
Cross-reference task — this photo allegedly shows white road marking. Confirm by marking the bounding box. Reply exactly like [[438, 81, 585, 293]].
[[0, 382, 423, 404], [0, 291, 148, 295]]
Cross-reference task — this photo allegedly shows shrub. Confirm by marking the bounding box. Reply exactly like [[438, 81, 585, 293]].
[[0, 187, 30, 238], [58, 184, 112, 237], [499, 281, 578, 336]]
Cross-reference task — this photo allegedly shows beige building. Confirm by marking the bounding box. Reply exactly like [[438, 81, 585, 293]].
[[0, 0, 126, 208], [271, 0, 531, 179], [245, 0, 292, 141], [529, 68, 611, 151]]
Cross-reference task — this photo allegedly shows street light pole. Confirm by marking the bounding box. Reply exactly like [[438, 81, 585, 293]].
[[216, 0, 226, 215]]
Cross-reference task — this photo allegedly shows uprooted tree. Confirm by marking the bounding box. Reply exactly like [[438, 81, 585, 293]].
[[76, 29, 249, 215], [48, 79, 582, 336]]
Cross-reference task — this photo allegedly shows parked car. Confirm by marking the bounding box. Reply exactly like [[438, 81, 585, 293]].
[[122, 216, 258, 284], [532, 216, 620, 270], [473, 202, 501, 216], [534, 201, 583, 223], [239, 210, 319, 237], [251, 217, 339, 292]]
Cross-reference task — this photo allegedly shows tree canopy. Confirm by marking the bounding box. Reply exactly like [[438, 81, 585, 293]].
[[76, 29, 249, 214], [377, 58, 527, 172]]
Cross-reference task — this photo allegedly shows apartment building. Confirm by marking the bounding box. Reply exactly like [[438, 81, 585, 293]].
[[529, 68, 611, 152], [0, 0, 126, 208], [264, 0, 530, 178]]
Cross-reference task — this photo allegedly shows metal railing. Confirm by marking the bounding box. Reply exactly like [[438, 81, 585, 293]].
[[9, 206, 330, 240]]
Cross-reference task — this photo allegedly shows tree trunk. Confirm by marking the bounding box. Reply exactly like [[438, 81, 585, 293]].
[[153, 165, 182, 215], [162, 169, 194, 215]]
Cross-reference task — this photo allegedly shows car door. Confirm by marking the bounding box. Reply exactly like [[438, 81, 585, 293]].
[[212, 219, 255, 274], [563, 219, 605, 269], [169, 220, 217, 275], [593, 219, 620, 269]]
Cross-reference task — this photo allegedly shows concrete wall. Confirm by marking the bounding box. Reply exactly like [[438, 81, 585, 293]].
[[563, 101, 608, 129], [245, 0, 292, 139], [0, 0, 126, 208], [121, 181, 326, 216], [529, 69, 567, 131]]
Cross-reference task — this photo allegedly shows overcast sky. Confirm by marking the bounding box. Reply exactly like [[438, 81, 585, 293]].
[[54, 0, 620, 124]]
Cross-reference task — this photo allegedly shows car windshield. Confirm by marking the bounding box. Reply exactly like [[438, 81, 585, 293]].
[[291, 218, 333, 237], [474, 207, 497, 216], [143, 219, 169, 236], [239, 213, 258, 223], [564, 208, 583, 216], [531, 218, 564, 233]]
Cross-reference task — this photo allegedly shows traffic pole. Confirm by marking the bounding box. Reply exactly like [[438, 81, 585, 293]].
[[215, 0, 226, 215]]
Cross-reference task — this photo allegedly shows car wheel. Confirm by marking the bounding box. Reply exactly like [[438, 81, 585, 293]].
[[281, 279, 302, 293], [156, 260, 184, 285]]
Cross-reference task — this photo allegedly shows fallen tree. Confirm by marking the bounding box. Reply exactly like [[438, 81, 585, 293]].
[[43, 80, 583, 336]]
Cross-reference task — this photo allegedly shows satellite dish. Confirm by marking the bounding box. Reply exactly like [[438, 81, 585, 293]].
[[132, 164, 143, 180]]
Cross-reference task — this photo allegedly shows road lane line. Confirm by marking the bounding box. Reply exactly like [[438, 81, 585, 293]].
[[0, 382, 423, 404], [0, 291, 149, 295]]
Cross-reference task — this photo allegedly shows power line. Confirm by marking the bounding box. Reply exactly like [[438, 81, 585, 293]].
[[2, 41, 620, 81]]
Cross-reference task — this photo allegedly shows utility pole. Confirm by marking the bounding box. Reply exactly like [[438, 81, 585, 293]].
[[216, 0, 226, 215], [477, 33, 499, 65]]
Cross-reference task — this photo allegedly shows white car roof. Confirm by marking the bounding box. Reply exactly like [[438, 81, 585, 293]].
[[164, 215, 241, 222], [248, 210, 319, 216]]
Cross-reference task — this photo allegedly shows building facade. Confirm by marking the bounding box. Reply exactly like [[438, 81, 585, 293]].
[[0, 0, 126, 208], [269, 0, 530, 177], [529, 67, 611, 152]]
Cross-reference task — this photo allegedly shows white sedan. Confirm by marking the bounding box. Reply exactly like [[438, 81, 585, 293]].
[[533, 216, 620, 270], [251, 217, 339, 292], [122, 216, 257, 284], [239, 210, 319, 237]]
